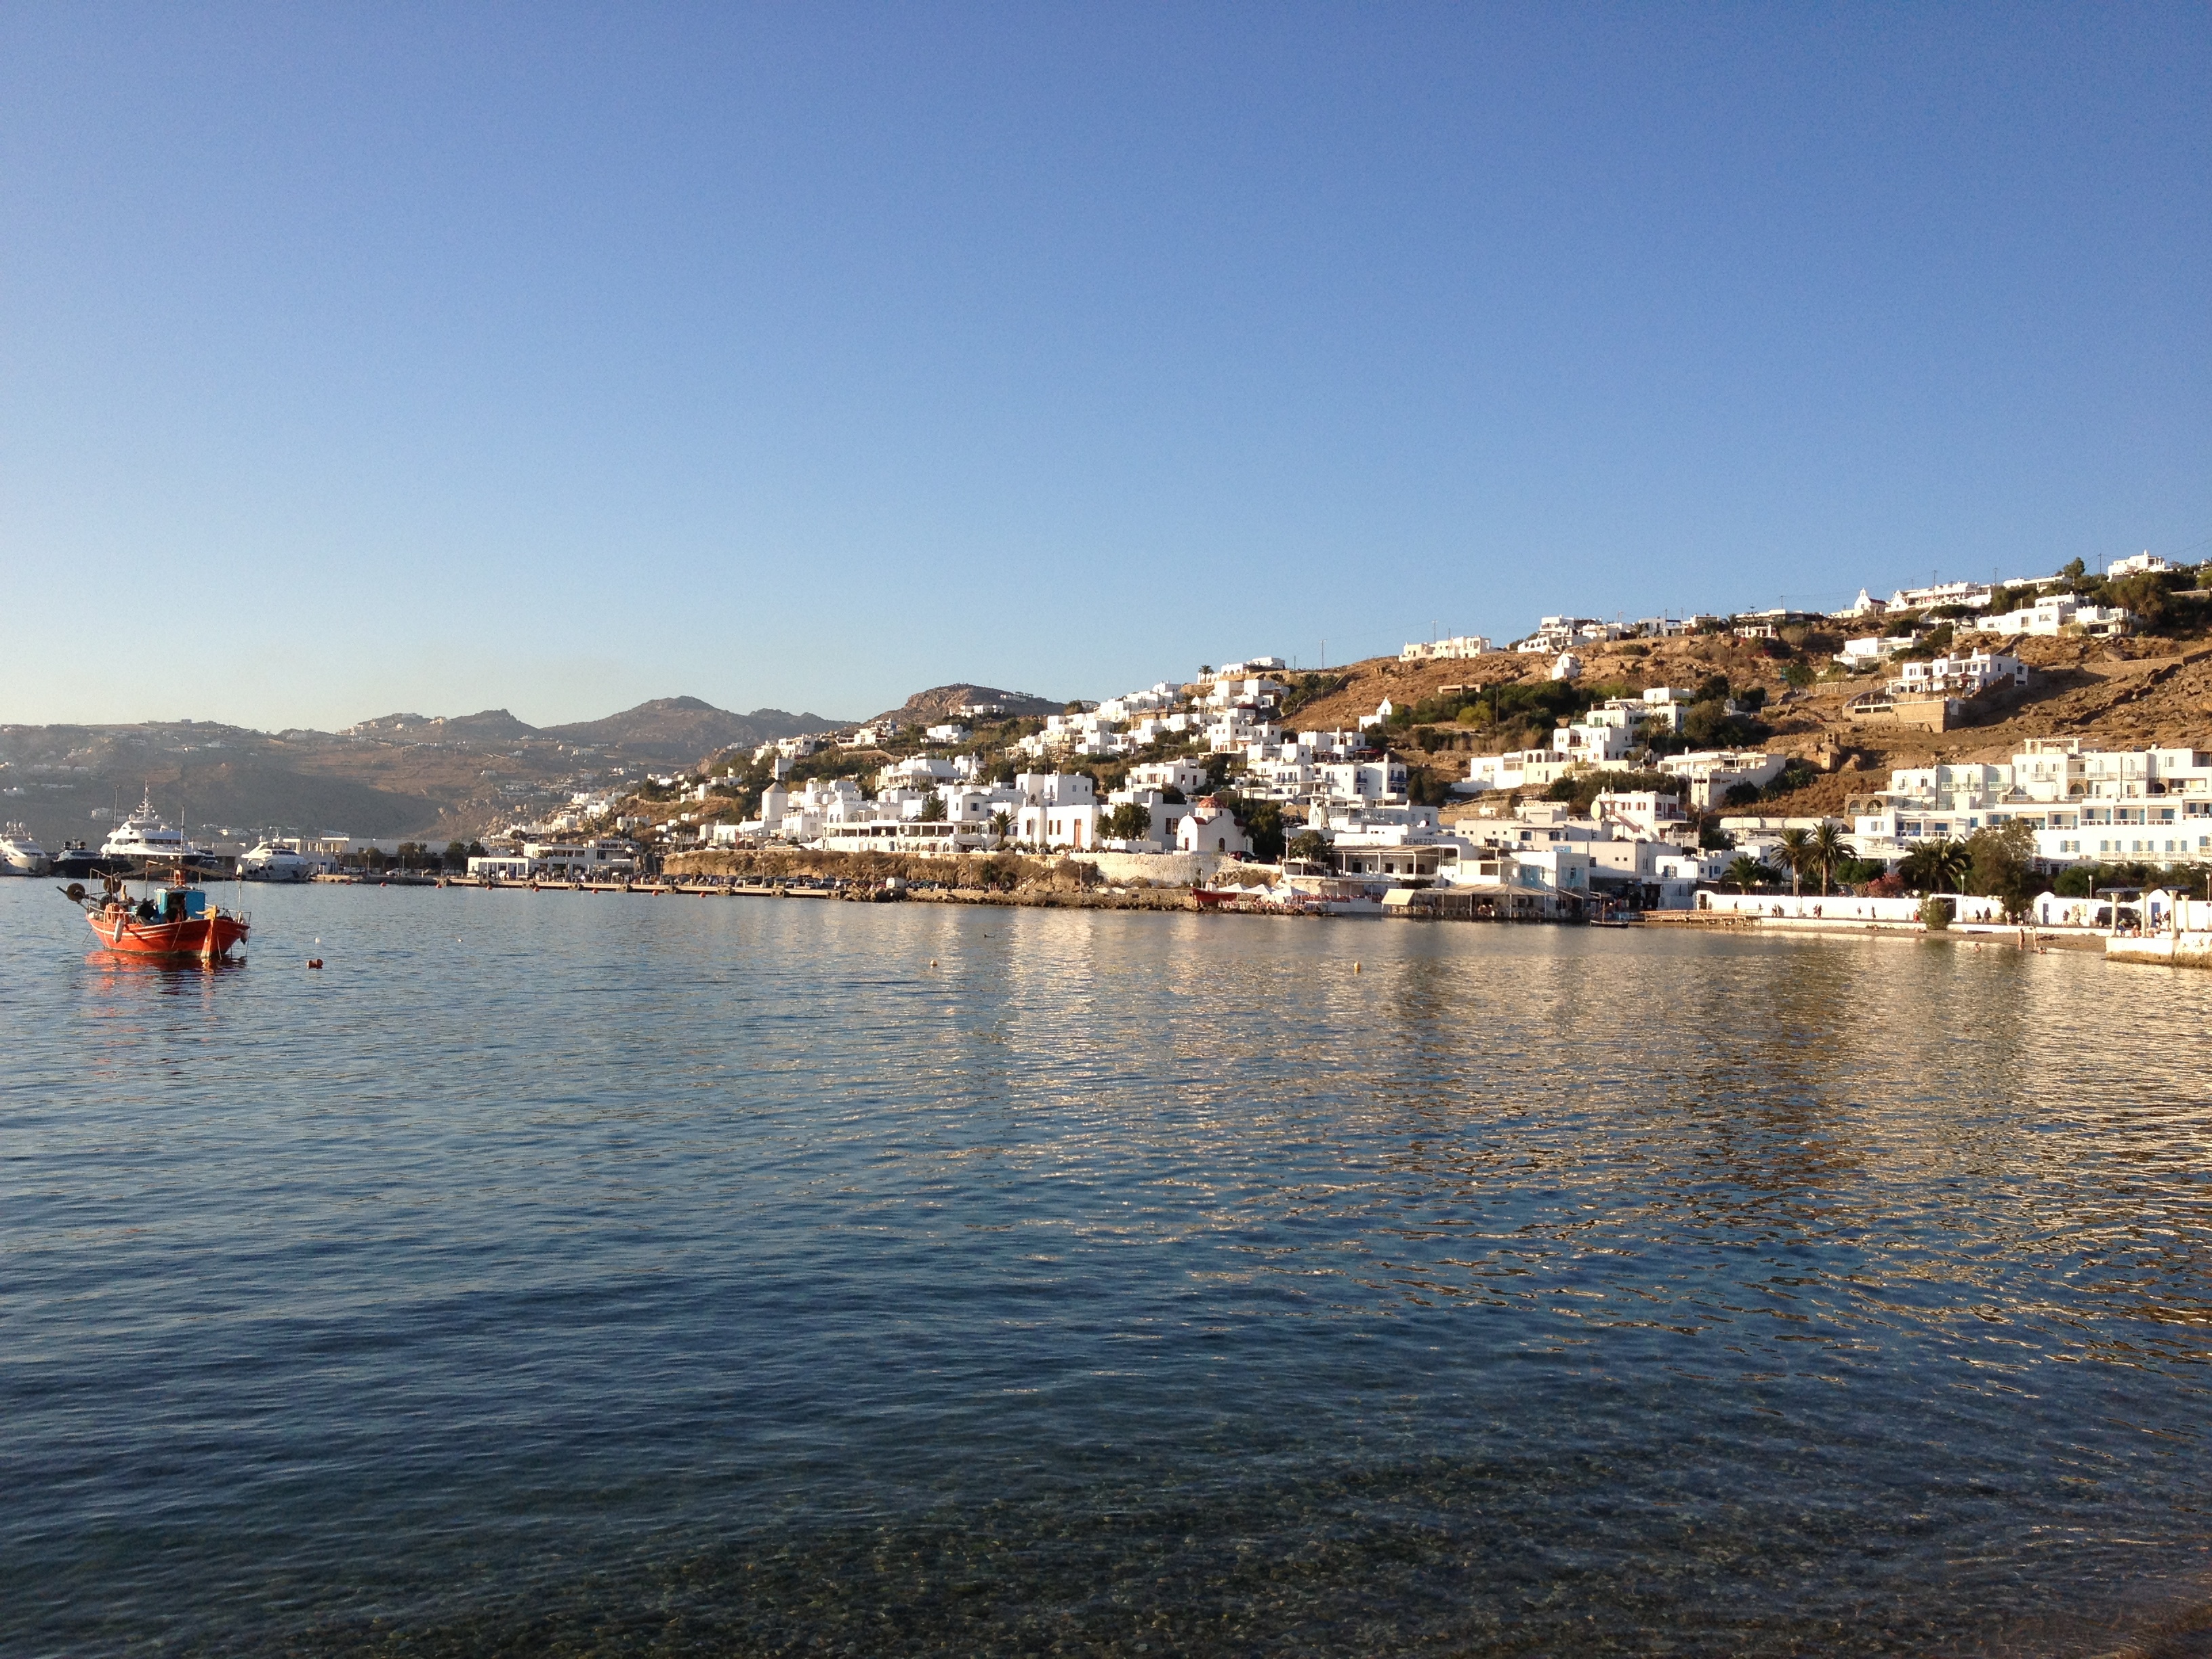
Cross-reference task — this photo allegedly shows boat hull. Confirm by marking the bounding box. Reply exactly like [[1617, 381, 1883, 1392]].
[[85, 911, 249, 960]]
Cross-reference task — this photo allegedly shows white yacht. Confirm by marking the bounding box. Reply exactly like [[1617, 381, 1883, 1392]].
[[0, 823, 51, 876], [239, 840, 315, 882], [100, 791, 207, 867]]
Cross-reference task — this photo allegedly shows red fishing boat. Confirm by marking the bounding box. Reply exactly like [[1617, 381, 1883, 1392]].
[[61, 878, 250, 962]]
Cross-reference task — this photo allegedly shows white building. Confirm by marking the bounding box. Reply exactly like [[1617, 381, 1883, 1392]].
[[1400, 634, 1493, 662], [1013, 773, 1099, 851], [879, 754, 956, 790], [1835, 631, 1925, 668], [1847, 739, 2212, 866], [1658, 750, 1786, 810], [1317, 760, 1408, 802], [1513, 616, 1623, 655], [2107, 552, 2175, 579], [1128, 758, 1211, 796], [752, 734, 821, 763], [1589, 790, 1691, 840], [1887, 579, 1994, 611], [1887, 650, 2027, 699], [1458, 749, 1584, 794], [1176, 800, 1251, 857], [1973, 594, 2132, 638], [1101, 786, 1193, 851], [1551, 695, 1683, 766]]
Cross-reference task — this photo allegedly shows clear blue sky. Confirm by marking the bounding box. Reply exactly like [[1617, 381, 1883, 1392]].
[[3, 4, 2207, 729]]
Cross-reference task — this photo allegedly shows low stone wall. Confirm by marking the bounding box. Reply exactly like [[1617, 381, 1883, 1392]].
[[1067, 850, 1230, 887], [2108, 933, 2212, 968], [665, 846, 1103, 894], [1699, 891, 2010, 926]]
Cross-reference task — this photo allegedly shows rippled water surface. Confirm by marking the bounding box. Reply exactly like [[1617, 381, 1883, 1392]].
[[5, 880, 2211, 1657]]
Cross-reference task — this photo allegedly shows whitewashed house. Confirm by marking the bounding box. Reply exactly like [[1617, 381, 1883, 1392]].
[[1176, 800, 1252, 857], [1658, 750, 1786, 809]]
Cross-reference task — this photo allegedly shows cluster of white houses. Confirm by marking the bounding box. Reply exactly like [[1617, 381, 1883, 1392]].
[[449, 547, 2206, 902], [464, 722, 2212, 913], [1846, 739, 2212, 866]]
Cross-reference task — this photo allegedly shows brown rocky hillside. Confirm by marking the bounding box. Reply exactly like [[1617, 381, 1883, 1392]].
[[1284, 625, 2212, 815], [870, 684, 1064, 724]]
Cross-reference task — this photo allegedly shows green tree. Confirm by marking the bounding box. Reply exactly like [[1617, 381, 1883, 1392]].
[[1963, 820, 2038, 920], [1101, 802, 1152, 842], [1214, 792, 1286, 861], [2053, 863, 2097, 898], [443, 840, 470, 871], [1725, 853, 1766, 892], [918, 793, 947, 822], [1286, 830, 1331, 866], [2108, 571, 2173, 629], [987, 809, 1012, 843]]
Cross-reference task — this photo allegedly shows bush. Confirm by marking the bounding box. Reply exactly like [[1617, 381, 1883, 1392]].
[[1543, 769, 1684, 815], [1761, 759, 1817, 800], [1919, 895, 1953, 930]]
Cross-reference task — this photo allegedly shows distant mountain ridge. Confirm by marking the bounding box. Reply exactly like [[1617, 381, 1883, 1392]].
[[345, 708, 536, 740], [0, 695, 851, 843], [540, 697, 845, 759], [343, 697, 849, 759]]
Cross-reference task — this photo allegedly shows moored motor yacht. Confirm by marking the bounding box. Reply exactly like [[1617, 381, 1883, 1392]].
[[239, 840, 315, 882], [1, 823, 52, 876], [99, 790, 216, 872]]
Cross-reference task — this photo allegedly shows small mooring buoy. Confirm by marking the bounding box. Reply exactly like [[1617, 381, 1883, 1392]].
[[1353, 961, 1362, 974]]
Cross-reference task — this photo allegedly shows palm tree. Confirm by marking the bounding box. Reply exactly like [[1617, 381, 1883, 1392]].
[[1935, 838, 1972, 895], [987, 809, 1012, 846], [1809, 821, 1853, 896], [1900, 837, 1971, 895], [1899, 840, 1942, 893], [1774, 827, 1814, 899], [1725, 853, 1765, 892]]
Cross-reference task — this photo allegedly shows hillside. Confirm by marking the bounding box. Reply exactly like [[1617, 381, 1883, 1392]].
[[541, 697, 843, 758], [869, 684, 1064, 725], [1279, 623, 2212, 818], [346, 708, 541, 741], [0, 693, 848, 845]]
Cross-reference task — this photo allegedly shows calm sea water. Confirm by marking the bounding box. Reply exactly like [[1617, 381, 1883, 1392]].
[[3, 879, 2210, 1658]]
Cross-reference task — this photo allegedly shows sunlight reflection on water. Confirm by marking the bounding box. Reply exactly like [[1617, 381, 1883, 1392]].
[[3, 882, 2209, 1656]]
